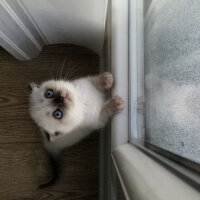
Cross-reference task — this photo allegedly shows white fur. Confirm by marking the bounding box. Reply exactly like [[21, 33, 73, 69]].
[[30, 76, 106, 155]]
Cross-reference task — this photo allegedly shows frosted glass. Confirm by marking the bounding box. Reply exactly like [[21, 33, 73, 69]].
[[145, 0, 200, 164]]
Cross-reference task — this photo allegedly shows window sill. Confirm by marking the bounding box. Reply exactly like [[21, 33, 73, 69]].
[[112, 143, 200, 200]]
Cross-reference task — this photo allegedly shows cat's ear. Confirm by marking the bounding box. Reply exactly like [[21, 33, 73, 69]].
[[28, 82, 39, 93]]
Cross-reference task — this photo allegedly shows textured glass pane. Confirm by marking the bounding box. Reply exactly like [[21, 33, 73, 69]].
[[145, 0, 200, 164]]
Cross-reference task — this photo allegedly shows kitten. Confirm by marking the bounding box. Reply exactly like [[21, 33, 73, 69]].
[[28, 72, 124, 187]]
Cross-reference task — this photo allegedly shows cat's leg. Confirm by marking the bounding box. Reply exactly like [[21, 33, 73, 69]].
[[90, 72, 114, 91], [99, 96, 124, 125]]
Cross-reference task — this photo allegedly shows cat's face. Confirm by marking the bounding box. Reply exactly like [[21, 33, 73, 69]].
[[28, 80, 81, 142]]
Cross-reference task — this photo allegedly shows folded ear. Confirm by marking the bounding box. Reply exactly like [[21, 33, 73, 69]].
[[27, 82, 39, 93]]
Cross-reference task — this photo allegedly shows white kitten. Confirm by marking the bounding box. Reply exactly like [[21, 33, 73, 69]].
[[28, 72, 124, 187]]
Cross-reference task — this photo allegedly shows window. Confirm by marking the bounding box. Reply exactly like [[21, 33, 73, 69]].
[[110, 0, 200, 199], [130, 0, 200, 171]]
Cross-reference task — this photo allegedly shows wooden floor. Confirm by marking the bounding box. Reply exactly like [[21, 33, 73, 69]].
[[0, 45, 100, 200]]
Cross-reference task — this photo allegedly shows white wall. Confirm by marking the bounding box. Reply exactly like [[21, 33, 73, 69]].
[[0, 0, 108, 60]]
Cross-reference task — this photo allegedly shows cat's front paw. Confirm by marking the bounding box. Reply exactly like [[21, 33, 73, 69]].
[[108, 96, 124, 114], [101, 96, 124, 118], [99, 72, 114, 90], [100, 96, 124, 125]]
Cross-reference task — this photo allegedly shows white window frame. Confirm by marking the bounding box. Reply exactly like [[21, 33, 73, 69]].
[[110, 0, 200, 199]]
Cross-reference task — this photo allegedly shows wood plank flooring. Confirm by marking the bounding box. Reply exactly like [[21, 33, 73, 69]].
[[0, 45, 99, 200]]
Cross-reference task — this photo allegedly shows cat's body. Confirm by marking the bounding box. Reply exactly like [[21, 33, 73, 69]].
[[28, 72, 124, 187], [42, 76, 106, 155]]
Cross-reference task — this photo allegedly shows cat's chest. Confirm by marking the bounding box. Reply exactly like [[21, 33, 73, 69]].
[[74, 79, 105, 108], [82, 89, 104, 111]]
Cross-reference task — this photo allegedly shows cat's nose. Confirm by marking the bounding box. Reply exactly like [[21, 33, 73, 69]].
[[54, 95, 64, 104]]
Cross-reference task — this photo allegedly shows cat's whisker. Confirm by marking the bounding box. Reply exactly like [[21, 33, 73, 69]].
[[55, 66, 60, 80], [64, 66, 74, 80], [56, 60, 65, 80], [67, 64, 80, 80], [63, 61, 74, 80], [64, 63, 80, 80], [62, 63, 69, 80], [66, 63, 79, 79], [59, 58, 67, 80], [51, 71, 55, 80], [49, 67, 55, 80]]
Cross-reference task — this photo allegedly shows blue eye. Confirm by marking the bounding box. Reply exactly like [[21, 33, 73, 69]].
[[54, 109, 63, 119], [45, 89, 54, 98]]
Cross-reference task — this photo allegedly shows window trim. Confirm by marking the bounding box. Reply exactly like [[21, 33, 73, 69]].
[[112, 143, 200, 200], [111, 0, 129, 150], [129, 0, 145, 144], [146, 143, 200, 174]]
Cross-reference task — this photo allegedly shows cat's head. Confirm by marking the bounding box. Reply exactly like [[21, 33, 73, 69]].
[[28, 80, 83, 142]]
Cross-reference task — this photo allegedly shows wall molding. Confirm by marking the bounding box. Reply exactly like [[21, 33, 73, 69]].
[[17, 0, 48, 45], [0, 0, 47, 60], [0, 0, 42, 50], [0, 29, 30, 60]]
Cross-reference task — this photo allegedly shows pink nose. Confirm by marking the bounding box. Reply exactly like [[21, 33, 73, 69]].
[[63, 93, 71, 102]]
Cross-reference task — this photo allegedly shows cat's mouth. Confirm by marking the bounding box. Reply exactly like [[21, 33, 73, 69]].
[[64, 93, 72, 103]]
